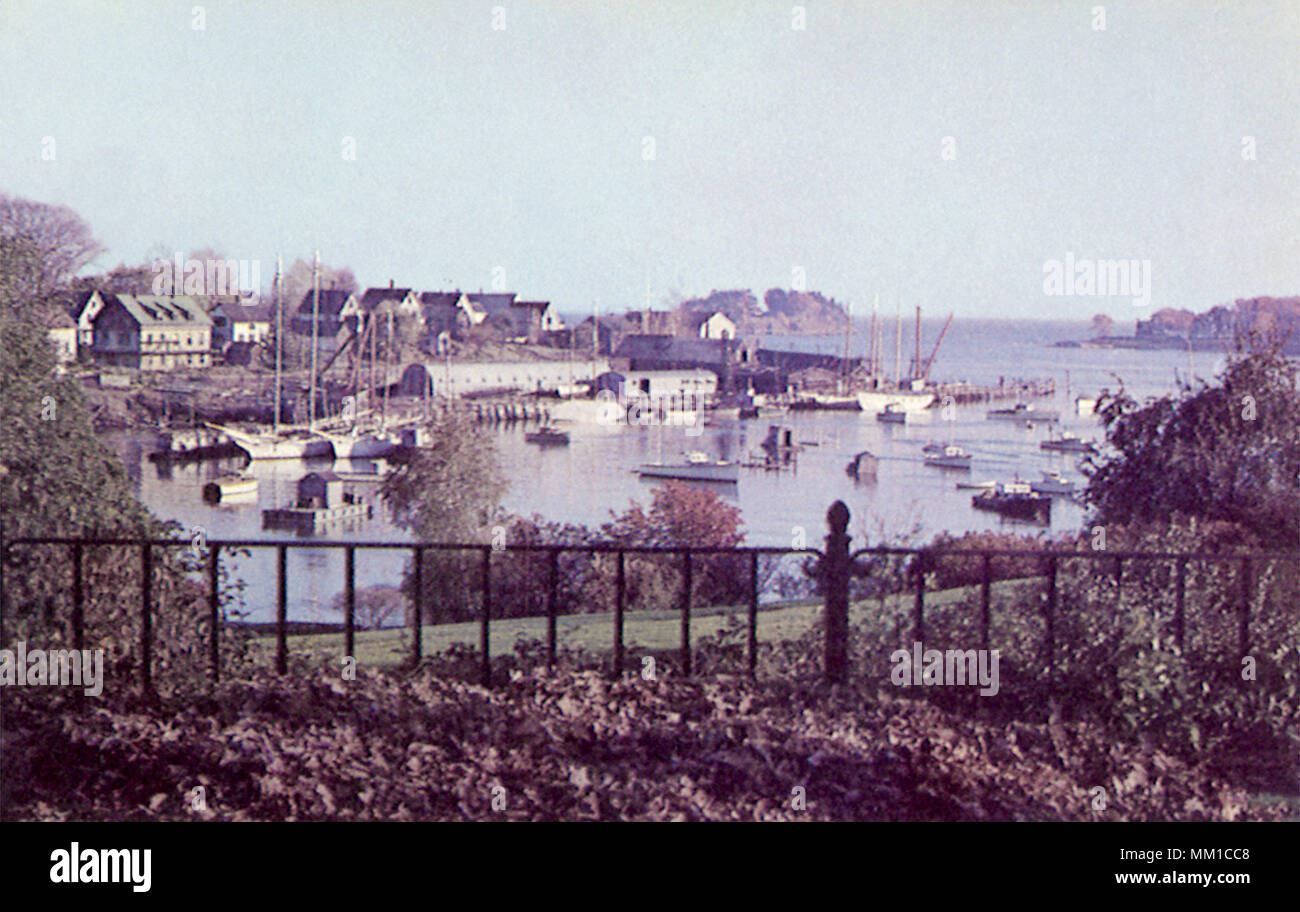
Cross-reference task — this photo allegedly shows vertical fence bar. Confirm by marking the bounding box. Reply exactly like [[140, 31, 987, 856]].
[[980, 554, 991, 653], [1174, 557, 1186, 654], [344, 545, 356, 660], [912, 558, 925, 643], [747, 550, 759, 677], [1044, 555, 1057, 691], [70, 543, 85, 652], [140, 543, 153, 695], [480, 548, 492, 686], [823, 503, 850, 684], [613, 550, 625, 678], [546, 549, 558, 669], [1238, 557, 1252, 665], [680, 552, 692, 676], [276, 544, 288, 675], [410, 546, 423, 667], [207, 546, 220, 682]]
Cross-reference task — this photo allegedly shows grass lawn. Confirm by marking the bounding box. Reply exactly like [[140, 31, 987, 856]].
[[252, 578, 1042, 667]]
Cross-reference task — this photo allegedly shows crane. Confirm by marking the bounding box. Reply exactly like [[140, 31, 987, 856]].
[[920, 312, 954, 380]]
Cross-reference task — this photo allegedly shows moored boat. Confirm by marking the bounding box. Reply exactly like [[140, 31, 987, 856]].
[[971, 482, 1051, 522], [875, 402, 908, 424], [1030, 470, 1077, 495], [986, 402, 1059, 422], [636, 451, 738, 483], [857, 388, 935, 414], [1039, 431, 1096, 453], [202, 473, 259, 503], [923, 444, 972, 469], [212, 423, 332, 460], [524, 425, 570, 446]]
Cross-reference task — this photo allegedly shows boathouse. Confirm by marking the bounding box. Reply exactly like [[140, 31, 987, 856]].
[[297, 471, 345, 509]]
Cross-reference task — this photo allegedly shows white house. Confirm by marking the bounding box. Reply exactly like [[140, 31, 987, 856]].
[[697, 312, 737, 340]]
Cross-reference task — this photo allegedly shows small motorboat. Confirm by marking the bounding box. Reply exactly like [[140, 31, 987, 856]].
[[524, 426, 570, 446], [1039, 431, 1096, 454], [875, 403, 908, 424], [986, 403, 1059, 423], [1030, 470, 1077, 495], [203, 473, 259, 503], [636, 451, 738, 483], [971, 482, 1051, 522], [955, 480, 996, 490], [924, 444, 972, 470]]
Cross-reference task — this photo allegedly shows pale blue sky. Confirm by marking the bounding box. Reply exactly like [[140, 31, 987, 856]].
[[1, 0, 1296, 317]]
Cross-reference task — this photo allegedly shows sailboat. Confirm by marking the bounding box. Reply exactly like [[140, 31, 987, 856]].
[[211, 254, 331, 461], [856, 298, 935, 413]]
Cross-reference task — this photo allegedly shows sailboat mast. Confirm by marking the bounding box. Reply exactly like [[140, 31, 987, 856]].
[[309, 251, 320, 430], [869, 293, 879, 379], [913, 304, 921, 382], [895, 296, 903, 386]]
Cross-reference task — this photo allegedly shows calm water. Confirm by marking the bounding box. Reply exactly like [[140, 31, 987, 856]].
[[108, 318, 1225, 623]]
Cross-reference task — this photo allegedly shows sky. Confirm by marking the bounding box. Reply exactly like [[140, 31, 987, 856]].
[[1, 0, 1297, 319]]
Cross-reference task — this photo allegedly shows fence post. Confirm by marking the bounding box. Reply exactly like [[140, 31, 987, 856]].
[[823, 501, 851, 684], [480, 548, 491, 686], [276, 544, 288, 675], [344, 546, 356, 660], [208, 546, 220, 683], [140, 543, 153, 697], [747, 550, 759, 677], [980, 554, 992, 653], [680, 552, 692, 676], [546, 549, 558, 669], [410, 546, 423, 668], [612, 550, 625, 678]]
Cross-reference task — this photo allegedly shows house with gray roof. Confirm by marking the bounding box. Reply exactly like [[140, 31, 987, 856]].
[[91, 294, 214, 370]]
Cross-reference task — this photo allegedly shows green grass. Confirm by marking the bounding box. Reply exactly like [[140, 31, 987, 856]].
[[252, 578, 1042, 668]]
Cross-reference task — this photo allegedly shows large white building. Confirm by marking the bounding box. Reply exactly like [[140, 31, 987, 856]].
[[400, 358, 612, 398]]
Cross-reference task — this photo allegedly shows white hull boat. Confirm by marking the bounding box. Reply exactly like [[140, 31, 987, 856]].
[[857, 389, 935, 413], [924, 445, 972, 469], [320, 430, 397, 459], [212, 424, 330, 460], [1030, 470, 1077, 495], [636, 451, 738, 484]]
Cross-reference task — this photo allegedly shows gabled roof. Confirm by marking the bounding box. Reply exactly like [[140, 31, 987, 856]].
[[419, 291, 463, 309], [296, 289, 357, 317], [464, 292, 517, 314], [112, 295, 214, 327], [614, 334, 730, 365], [359, 287, 416, 311], [210, 299, 273, 323], [513, 299, 552, 311]]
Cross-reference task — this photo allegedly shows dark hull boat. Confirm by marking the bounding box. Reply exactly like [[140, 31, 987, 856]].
[[971, 483, 1051, 523]]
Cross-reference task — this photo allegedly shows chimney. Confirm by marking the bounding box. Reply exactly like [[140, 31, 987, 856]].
[[389, 279, 394, 289]]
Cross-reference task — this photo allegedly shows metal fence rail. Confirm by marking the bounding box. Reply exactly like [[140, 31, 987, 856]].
[[2, 499, 1295, 694], [0, 536, 821, 692]]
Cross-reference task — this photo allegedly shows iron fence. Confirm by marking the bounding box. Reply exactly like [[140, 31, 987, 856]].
[[1, 499, 1295, 695]]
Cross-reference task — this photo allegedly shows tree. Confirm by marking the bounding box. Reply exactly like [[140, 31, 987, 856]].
[[1083, 334, 1300, 549], [594, 482, 748, 611], [0, 193, 105, 307], [280, 257, 357, 312], [329, 584, 406, 630], [1090, 313, 1115, 337], [381, 406, 508, 622]]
